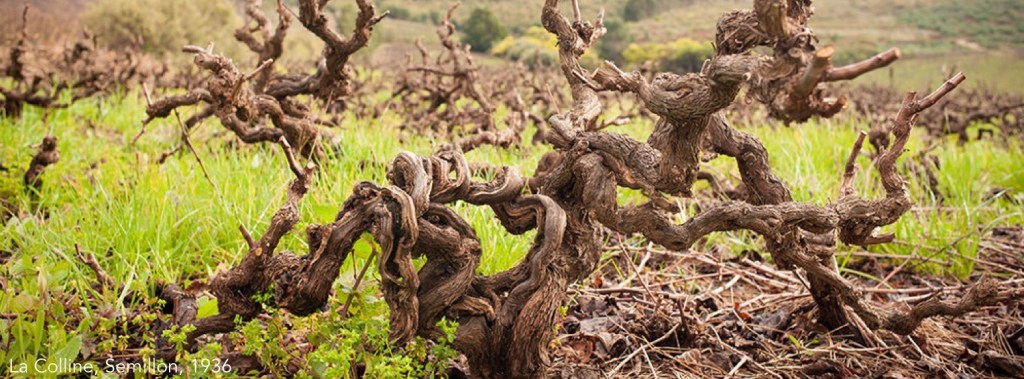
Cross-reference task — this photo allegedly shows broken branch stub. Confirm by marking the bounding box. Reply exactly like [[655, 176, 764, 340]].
[[154, 1, 1018, 377], [385, 3, 557, 153], [24, 135, 59, 193], [266, 0, 387, 101], [145, 0, 388, 158], [145, 46, 322, 158], [2, 6, 165, 118], [538, 0, 1011, 363], [716, 0, 902, 123], [163, 143, 583, 377]]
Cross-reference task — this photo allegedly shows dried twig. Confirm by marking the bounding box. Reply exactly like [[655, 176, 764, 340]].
[[75, 244, 114, 290]]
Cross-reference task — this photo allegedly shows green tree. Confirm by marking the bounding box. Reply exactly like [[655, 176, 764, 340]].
[[597, 20, 633, 62], [388, 6, 412, 20], [83, 0, 241, 59], [461, 8, 508, 52], [623, 38, 713, 73], [623, 0, 657, 22]]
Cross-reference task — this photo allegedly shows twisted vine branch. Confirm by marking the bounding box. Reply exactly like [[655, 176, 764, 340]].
[[153, 2, 1019, 378]]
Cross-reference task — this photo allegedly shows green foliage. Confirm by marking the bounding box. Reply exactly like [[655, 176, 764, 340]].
[[622, 38, 713, 73], [82, 0, 242, 59], [461, 8, 508, 52], [598, 20, 634, 63], [305, 0, 1018, 66], [348, 0, 611, 40], [622, 0, 657, 22], [691, 118, 1024, 278], [252, 285, 276, 309], [304, 298, 459, 378], [2, 81, 1023, 375], [162, 323, 197, 361], [786, 334, 819, 354], [491, 27, 601, 68], [238, 314, 294, 377], [0, 90, 494, 377], [490, 27, 558, 67], [898, 0, 1024, 48], [388, 6, 413, 20], [334, 3, 357, 34]]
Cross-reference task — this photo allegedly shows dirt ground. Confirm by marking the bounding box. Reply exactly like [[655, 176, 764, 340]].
[[546, 227, 1024, 378]]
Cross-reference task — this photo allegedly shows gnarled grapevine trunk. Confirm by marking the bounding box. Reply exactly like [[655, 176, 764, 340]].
[[144, 0, 387, 158], [156, 1, 1022, 377], [2, 6, 164, 118]]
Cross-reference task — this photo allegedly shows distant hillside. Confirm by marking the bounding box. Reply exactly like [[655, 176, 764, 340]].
[[6, 0, 1020, 55], [365, 0, 1024, 93], [370, 0, 1022, 59], [3, 0, 1021, 93], [899, 0, 1024, 48], [0, 0, 89, 45], [1, 0, 89, 13]]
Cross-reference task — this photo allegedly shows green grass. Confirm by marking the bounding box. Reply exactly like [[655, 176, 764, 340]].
[[1, 89, 1022, 376], [0, 92, 541, 377], [602, 109, 1024, 275], [358, 0, 1024, 94], [698, 117, 1024, 277], [849, 49, 1024, 95], [898, 0, 1024, 48], [366, 0, 952, 49]]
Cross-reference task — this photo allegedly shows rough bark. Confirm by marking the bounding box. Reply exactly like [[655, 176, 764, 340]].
[[383, 3, 556, 153], [546, 0, 1011, 349], [717, 0, 901, 123], [234, 0, 291, 93], [24, 135, 59, 193], [144, 46, 321, 157], [152, 1, 1021, 377], [264, 0, 387, 102], [2, 6, 170, 117], [145, 0, 387, 157], [161, 141, 585, 377]]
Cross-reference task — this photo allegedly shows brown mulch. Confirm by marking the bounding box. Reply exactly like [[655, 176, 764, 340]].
[[548, 228, 1024, 378]]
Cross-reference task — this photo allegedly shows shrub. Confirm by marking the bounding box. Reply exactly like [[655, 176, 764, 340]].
[[388, 6, 412, 20], [622, 38, 714, 73], [82, 0, 241, 59], [491, 26, 600, 68], [461, 7, 508, 52], [598, 20, 633, 63], [302, 299, 459, 378], [623, 0, 657, 22]]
